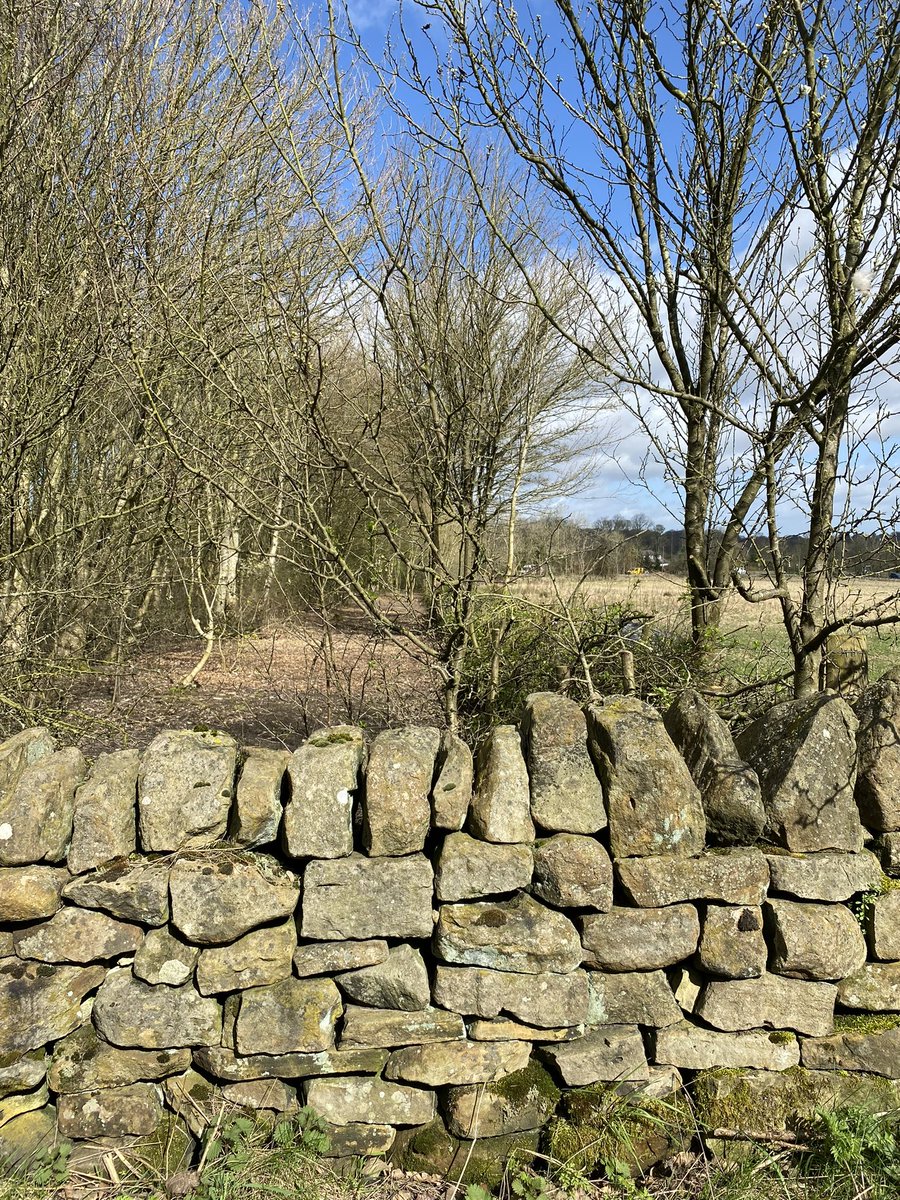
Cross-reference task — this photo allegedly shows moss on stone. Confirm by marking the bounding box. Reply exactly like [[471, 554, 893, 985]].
[[768, 1030, 797, 1045], [547, 1086, 688, 1180], [833, 1012, 900, 1035], [309, 731, 356, 747], [490, 1061, 561, 1110]]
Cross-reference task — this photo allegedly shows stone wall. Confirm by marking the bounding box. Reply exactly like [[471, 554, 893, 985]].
[[2, 684, 900, 1182]]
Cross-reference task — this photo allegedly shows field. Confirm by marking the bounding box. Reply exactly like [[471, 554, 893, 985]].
[[49, 573, 900, 756]]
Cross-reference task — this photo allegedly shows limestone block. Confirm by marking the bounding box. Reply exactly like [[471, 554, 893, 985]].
[[434, 893, 581, 974], [855, 676, 900, 830], [669, 965, 704, 1014], [138, 729, 237, 852], [663, 689, 764, 844], [587, 970, 681, 1027], [696, 973, 836, 1036], [68, 750, 139, 874], [220, 1078, 298, 1112], [735, 694, 863, 852], [133, 927, 199, 987], [193, 1044, 388, 1082], [0, 728, 56, 793], [93, 967, 222, 1049], [766, 899, 867, 980], [432, 731, 473, 831], [866, 889, 900, 960], [765, 850, 882, 901], [304, 1076, 435, 1126], [283, 727, 364, 859], [538, 1026, 649, 1087], [301, 854, 433, 940], [801, 1023, 900, 1076], [385, 1039, 530, 1086], [0, 1083, 49, 1127], [0, 747, 86, 865], [0, 1104, 58, 1168], [467, 727, 534, 844], [0, 1049, 47, 1101], [650, 1021, 800, 1071], [58, 1083, 162, 1138], [616, 849, 769, 908], [169, 854, 299, 945], [467, 1019, 582, 1042], [580, 905, 699, 971], [63, 860, 170, 925], [0, 866, 68, 922], [698, 906, 767, 979], [231, 748, 289, 848], [14, 906, 143, 964], [837, 963, 900, 1011], [234, 977, 340, 1055], [0, 960, 106, 1055], [293, 940, 388, 977], [340, 1005, 465, 1049], [532, 834, 612, 910], [393, 1119, 539, 1186], [363, 726, 440, 856], [432, 964, 589, 1028], [877, 832, 900, 875], [320, 1122, 396, 1157], [196, 920, 295, 995], [586, 697, 705, 858], [434, 833, 533, 902], [49, 1025, 189, 1092], [337, 945, 430, 1011], [521, 693, 606, 834]]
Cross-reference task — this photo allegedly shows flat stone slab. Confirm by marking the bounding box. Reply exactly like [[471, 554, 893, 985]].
[[532, 835, 612, 910], [49, 1025, 189, 1092], [0, 960, 106, 1055], [854, 677, 900, 831], [735, 694, 864, 852], [133, 927, 199, 987], [587, 970, 681, 1027], [616, 849, 769, 907], [63, 860, 170, 925], [434, 834, 533, 903], [234, 977, 341, 1055], [14, 906, 143, 964], [385, 1039, 530, 1086], [293, 940, 388, 977], [283, 728, 364, 859], [432, 732, 473, 831], [434, 893, 582, 974], [696, 973, 836, 1036], [866, 890, 900, 960], [340, 1005, 465, 1049], [0, 747, 86, 865], [337, 944, 430, 1011], [801, 1024, 900, 1077], [580, 905, 699, 971], [169, 854, 299, 945], [467, 727, 534, 844], [467, 1019, 583, 1043], [93, 968, 222, 1049], [838, 963, 900, 1011], [194, 1044, 389, 1082], [301, 854, 434, 940], [444, 1062, 560, 1138], [538, 1025, 649, 1086], [232, 748, 289, 848], [587, 697, 705, 858], [650, 1021, 800, 1070], [766, 899, 866, 980], [0, 866, 68, 922], [321, 1122, 396, 1157], [698, 906, 766, 979], [138, 730, 237, 851], [663, 689, 764, 844], [196, 921, 295, 995], [432, 965, 589, 1027], [304, 1076, 436, 1126], [58, 1083, 162, 1138], [0, 1050, 47, 1101], [68, 750, 139, 875], [765, 850, 882, 901], [363, 727, 440, 856], [521, 693, 606, 834]]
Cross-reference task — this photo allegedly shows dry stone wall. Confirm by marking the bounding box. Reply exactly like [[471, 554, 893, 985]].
[[3, 686, 900, 1181]]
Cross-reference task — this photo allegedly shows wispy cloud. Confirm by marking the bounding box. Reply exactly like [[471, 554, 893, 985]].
[[346, 0, 395, 31]]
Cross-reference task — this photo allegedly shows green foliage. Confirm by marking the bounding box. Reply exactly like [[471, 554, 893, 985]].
[[27, 1141, 71, 1188], [458, 592, 698, 739], [800, 1105, 900, 1200], [197, 1107, 331, 1200]]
